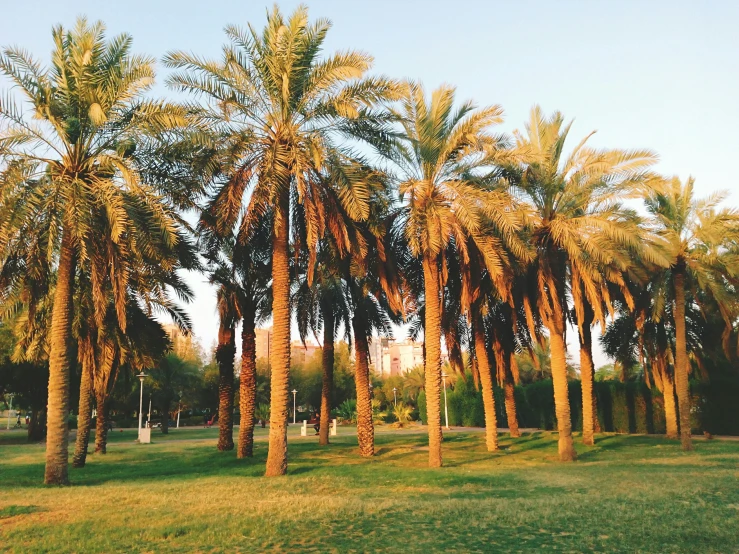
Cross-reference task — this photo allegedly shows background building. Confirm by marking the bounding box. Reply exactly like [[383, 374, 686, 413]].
[[373, 338, 424, 377]]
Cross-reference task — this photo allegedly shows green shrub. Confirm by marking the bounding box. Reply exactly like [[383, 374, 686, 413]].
[[417, 391, 427, 424]]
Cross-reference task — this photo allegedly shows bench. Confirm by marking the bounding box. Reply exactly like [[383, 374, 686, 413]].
[[301, 418, 337, 437]]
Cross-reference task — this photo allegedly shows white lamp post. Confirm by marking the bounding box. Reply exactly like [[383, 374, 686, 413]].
[[393, 387, 398, 407], [137, 373, 147, 440], [442, 372, 450, 430], [176, 390, 183, 429], [292, 389, 298, 425], [6, 393, 14, 430], [147, 398, 152, 428]]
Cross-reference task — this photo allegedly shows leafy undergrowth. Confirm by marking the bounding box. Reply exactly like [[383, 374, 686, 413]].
[[0, 429, 737, 553]]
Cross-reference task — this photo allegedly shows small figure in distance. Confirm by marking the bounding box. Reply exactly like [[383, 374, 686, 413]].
[[310, 411, 320, 435]]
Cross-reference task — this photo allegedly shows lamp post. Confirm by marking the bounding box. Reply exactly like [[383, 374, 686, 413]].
[[292, 389, 298, 425], [136, 372, 147, 440], [176, 390, 183, 429], [148, 397, 152, 428], [6, 393, 14, 430], [392, 387, 397, 408], [442, 372, 450, 430]]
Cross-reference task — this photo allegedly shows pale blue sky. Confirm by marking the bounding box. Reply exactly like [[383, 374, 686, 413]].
[[2, 1, 737, 366]]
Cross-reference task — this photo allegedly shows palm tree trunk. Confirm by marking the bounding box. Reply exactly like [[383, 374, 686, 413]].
[[662, 363, 679, 439], [216, 324, 236, 451], [504, 380, 520, 437], [352, 309, 374, 457], [472, 311, 498, 451], [238, 314, 257, 458], [266, 190, 291, 476], [672, 267, 692, 450], [578, 303, 596, 446], [423, 256, 443, 467], [44, 229, 76, 485], [546, 273, 576, 461], [72, 354, 93, 468], [161, 395, 170, 435], [319, 309, 335, 446], [94, 391, 109, 454], [470, 354, 480, 391]]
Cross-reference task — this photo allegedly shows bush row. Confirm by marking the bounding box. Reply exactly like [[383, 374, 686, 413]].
[[417, 377, 739, 435]]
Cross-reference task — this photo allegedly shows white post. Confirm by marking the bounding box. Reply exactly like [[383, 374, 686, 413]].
[[292, 389, 297, 425], [6, 394, 13, 430], [147, 398, 152, 428], [301, 420, 307, 437], [393, 387, 397, 407], [442, 372, 450, 430], [331, 418, 337, 436], [176, 402, 181, 429], [137, 374, 146, 440]]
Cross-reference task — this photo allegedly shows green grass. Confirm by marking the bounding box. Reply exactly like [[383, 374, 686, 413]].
[[0, 427, 737, 553]]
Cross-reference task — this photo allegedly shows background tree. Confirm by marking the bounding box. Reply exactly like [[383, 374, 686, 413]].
[[644, 176, 739, 450], [511, 106, 658, 459], [166, 5, 398, 475], [0, 18, 196, 484], [377, 82, 528, 467]]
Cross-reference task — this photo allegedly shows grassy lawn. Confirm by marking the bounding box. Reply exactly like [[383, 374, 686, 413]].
[[1, 427, 738, 553]]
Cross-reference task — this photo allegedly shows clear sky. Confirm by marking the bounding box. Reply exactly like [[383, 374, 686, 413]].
[[2, 1, 737, 366]]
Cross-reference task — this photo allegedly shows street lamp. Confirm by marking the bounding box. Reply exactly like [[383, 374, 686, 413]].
[[177, 390, 183, 429], [441, 372, 450, 430], [292, 389, 298, 425], [393, 387, 398, 408], [136, 372, 147, 440]]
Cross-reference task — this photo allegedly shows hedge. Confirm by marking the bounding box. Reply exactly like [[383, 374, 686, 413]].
[[417, 376, 739, 435]]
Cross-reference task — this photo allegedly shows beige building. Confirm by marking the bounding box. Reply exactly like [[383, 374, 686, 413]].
[[374, 338, 424, 377], [291, 340, 321, 366], [255, 327, 272, 361]]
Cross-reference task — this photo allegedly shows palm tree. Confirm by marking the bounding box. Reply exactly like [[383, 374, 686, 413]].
[[234, 224, 272, 458], [644, 176, 739, 450], [512, 106, 658, 459], [165, 5, 398, 476], [0, 19, 193, 482], [207, 240, 240, 452], [294, 242, 350, 446], [376, 83, 528, 467]]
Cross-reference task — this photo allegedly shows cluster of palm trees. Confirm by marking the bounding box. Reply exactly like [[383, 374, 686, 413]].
[[1, 7, 738, 485]]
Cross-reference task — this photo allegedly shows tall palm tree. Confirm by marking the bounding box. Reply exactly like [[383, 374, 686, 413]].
[[376, 83, 528, 467], [512, 106, 658, 460], [644, 176, 739, 450], [165, 5, 398, 475], [0, 19, 193, 483]]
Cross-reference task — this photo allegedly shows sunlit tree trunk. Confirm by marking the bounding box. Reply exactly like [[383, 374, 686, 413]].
[[472, 309, 498, 451], [44, 229, 76, 485], [423, 256, 443, 467], [216, 324, 236, 451], [672, 266, 692, 451], [238, 313, 257, 458], [578, 302, 596, 446], [504, 380, 520, 437], [319, 308, 334, 446], [470, 354, 480, 391], [546, 274, 576, 462], [72, 352, 93, 468], [352, 305, 374, 457], [93, 358, 118, 455], [662, 363, 679, 440], [94, 391, 109, 454], [266, 190, 291, 476]]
